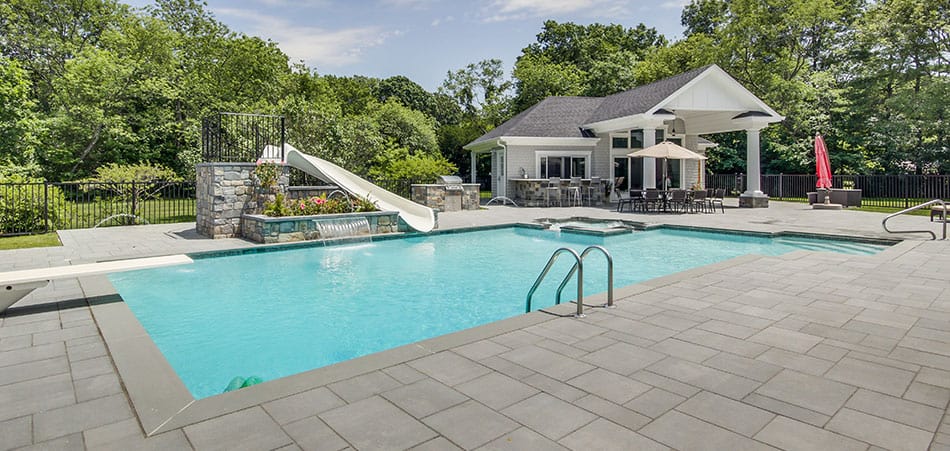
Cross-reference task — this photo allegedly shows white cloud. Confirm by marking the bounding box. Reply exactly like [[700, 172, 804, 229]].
[[378, 0, 440, 9], [215, 8, 399, 68], [481, 0, 645, 22], [431, 15, 454, 26], [660, 0, 689, 9]]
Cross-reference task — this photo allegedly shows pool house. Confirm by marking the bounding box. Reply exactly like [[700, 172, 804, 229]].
[[464, 64, 784, 207]]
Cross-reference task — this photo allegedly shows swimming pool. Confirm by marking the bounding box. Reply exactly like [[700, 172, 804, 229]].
[[109, 226, 888, 399]]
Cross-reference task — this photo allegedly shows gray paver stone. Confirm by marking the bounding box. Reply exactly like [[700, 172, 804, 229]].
[[262, 387, 346, 425], [381, 378, 468, 418], [282, 416, 349, 451], [754, 416, 867, 451], [559, 418, 667, 451], [826, 408, 933, 451], [320, 396, 436, 451], [475, 427, 568, 451], [754, 370, 856, 416], [501, 393, 597, 441], [183, 407, 291, 451], [422, 400, 517, 449], [676, 391, 775, 437], [455, 372, 538, 410]]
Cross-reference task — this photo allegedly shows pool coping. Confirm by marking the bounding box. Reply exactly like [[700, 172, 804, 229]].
[[86, 223, 912, 436]]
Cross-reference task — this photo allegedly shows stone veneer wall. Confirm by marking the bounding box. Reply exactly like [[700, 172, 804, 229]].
[[410, 184, 480, 211], [241, 211, 400, 243], [196, 162, 290, 238]]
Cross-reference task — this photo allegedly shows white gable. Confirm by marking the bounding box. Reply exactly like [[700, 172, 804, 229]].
[[656, 66, 779, 115]]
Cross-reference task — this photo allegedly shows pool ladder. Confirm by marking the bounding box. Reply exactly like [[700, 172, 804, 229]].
[[525, 246, 614, 317], [882, 199, 947, 240]]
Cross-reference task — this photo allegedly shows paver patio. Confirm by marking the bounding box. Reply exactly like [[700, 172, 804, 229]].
[[1, 201, 949, 450]]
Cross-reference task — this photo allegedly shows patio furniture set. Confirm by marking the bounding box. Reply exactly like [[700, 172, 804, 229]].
[[616, 188, 726, 214], [541, 176, 605, 207]]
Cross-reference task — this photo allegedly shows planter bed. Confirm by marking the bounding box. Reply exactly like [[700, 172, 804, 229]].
[[241, 211, 402, 243]]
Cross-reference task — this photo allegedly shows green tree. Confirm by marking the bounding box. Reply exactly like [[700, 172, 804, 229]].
[[510, 53, 585, 112], [0, 57, 41, 175]]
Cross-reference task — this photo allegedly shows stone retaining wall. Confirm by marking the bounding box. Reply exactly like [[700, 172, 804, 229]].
[[411, 184, 480, 211], [196, 162, 290, 238], [241, 211, 400, 243]]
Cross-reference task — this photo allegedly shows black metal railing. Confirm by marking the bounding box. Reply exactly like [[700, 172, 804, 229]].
[[0, 181, 196, 236], [202, 112, 285, 163], [709, 173, 950, 208]]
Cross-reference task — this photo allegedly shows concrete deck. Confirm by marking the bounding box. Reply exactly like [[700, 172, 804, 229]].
[[1, 201, 949, 450]]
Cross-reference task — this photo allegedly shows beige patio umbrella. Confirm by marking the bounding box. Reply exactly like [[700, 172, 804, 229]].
[[628, 141, 707, 190]]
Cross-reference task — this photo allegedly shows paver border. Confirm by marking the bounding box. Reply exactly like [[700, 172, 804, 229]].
[[83, 223, 906, 436]]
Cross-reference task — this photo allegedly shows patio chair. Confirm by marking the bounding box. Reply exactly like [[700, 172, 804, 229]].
[[668, 189, 688, 213], [567, 177, 582, 206], [689, 189, 707, 213], [545, 177, 562, 207], [640, 189, 662, 212], [708, 188, 725, 213], [932, 203, 949, 222]]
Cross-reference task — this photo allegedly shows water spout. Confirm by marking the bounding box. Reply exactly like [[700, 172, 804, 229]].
[[314, 217, 371, 240]]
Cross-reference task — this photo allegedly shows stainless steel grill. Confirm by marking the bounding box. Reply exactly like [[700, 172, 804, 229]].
[[435, 175, 464, 191]]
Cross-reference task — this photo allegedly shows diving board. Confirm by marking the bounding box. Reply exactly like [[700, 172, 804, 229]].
[[1, 254, 193, 312]]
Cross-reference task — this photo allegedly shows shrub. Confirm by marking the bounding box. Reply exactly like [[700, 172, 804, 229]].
[[0, 175, 67, 234]]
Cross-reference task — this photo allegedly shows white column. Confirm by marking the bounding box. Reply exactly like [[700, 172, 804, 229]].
[[470, 151, 476, 183], [744, 128, 764, 196], [642, 127, 656, 189]]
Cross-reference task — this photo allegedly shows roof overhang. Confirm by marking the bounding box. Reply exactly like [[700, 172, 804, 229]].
[[464, 136, 601, 153]]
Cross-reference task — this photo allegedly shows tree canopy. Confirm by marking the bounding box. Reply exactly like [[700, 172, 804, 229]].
[[1, 0, 946, 182]]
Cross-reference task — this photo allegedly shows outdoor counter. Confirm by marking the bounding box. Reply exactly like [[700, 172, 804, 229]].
[[509, 178, 607, 207]]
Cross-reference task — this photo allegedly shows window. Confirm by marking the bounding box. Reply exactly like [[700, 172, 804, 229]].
[[656, 129, 665, 142], [611, 136, 629, 149], [538, 153, 590, 178], [630, 130, 644, 149]]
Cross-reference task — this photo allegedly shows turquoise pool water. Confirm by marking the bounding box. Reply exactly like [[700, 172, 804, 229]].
[[109, 227, 887, 399]]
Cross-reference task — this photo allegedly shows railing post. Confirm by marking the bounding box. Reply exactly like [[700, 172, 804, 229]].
[[43, 182, 50, 233], [779, 173, 783, 200], [902, 174, 908, 208], [280, 116, 286, 161]]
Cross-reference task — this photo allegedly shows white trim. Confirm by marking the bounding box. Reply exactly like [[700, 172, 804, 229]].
[[503, 137, 600, 147], [609, 133, 631, 149], [536, 150, 593, 178], [647, 65, 784, 121]]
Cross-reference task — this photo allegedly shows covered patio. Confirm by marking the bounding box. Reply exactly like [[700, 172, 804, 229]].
[[464, 65, 784, 208]]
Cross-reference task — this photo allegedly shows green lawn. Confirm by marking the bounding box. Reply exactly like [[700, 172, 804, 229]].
[[59, 197, 196, 228], [0, 233, 61, 250]]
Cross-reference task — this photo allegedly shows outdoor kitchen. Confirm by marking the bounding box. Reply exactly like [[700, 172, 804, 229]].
[[411, 176, 481, 212]]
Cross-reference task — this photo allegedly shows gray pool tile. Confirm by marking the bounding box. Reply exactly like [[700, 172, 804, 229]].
[[755, 348, 834, 376], [566, 368, 651, 404], [185, 406, 291, 451], [559, 418, 667, 451], [754, 416, 867, 451], [455, 372, 537, 410], [0, 373, 75, 422], [846, 389, 942, 432], [382, 377, 468, 417], [33, 393, 132, 442], [412, 437, 462, 451], [749, 326, 823, 353], [754, 370, 856, 416], [903, 381, 950, 409], [572, 394, 651, 431], [676, 391, 774, 437], [825, 357, 915, 396], [826, 408, 933, 451], [640, 410, 774, 451], [408, 351, 491, 386], [581, 341, 665, 375], [475, 427, 567, 451], [0, 342, 64, 368], [0, 415, 32, 450], [321, 396, 435, 450], [499, 345, 594, 380], [74, 372, 122, 402], [0, 356, 69, 387], [327, 370, 402, 403], [703, 352, 782, 382], [423, 400, 517, 449], [501, 393, 597, 441], [453, 339, 510, 361], [282, 416, 349, 451], [647, 357, 761, 400], [624, 388, 686, 418], [262, 387, 346, 425]]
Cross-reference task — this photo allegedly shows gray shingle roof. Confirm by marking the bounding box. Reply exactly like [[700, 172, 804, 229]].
[[468, 65, 713, 146], [471, 96, 604, 145]]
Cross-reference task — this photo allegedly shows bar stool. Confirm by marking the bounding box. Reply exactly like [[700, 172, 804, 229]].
[[545, 177, 562, 206], [567, 177, 582, 206], [584, 176, 601, 206]]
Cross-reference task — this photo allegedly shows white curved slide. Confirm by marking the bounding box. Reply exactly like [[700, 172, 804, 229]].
[[283, 144, 436, 232]]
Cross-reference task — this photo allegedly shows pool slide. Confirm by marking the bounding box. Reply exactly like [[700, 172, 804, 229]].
[[282, 144, 436, 232]]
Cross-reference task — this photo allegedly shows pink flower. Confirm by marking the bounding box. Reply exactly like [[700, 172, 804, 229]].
[[315, 198, 325, 205]]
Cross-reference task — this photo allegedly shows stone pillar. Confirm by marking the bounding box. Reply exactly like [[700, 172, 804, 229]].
[[739, 128, 769, 207], [196, 162, 290, 238], [642, 127, 657, 189]]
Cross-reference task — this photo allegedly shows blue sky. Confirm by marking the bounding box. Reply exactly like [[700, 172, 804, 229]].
[[128, 0, 689, 91]]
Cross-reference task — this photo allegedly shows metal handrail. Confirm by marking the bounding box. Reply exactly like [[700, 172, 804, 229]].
[[555, 246, 614, 308], [882, 199, 947, 240], [525, 248, 584, 317]]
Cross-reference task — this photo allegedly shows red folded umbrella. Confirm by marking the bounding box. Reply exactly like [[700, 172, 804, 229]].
[[815, 134, 832, 190]]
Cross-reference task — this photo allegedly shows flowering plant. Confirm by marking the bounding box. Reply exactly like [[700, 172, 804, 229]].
[[262, 193, 379, 217], [253, 159, 281, 190]]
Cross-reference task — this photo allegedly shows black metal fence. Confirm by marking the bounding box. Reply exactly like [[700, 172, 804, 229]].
[[288, 168, 420, 198], [709, 173, 950, 208], [202, 112, 285, 163], [0, 181, 196, 236]]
